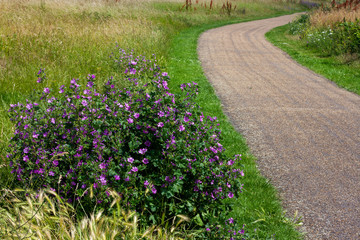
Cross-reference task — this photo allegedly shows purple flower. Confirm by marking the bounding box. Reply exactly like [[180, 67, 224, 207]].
[[151, 187, 157, 194], [228, 217, 234, 224], [23, 147, 29, 154], [157, 122, 164, 128], [87, 81, 94, 88], [138, 148, 147, 155], [206, 228, 211, 232], [142, 158, 149, 164], [33, 133, 39, 138], [51, 118, 55, 124], [26, 104, 33, 110], [23, 155, 29, 162], [124, 177, 130, 182], [134, 113, 140, 119], [99, 163, 106, 169], [179, 125, 185, 132], [144, 140, 151, 147], [158, 111, 165, 117], [114, 175, 120, 180], [228, 192, 234, 198], [82, 100, 88, 107], [53, 160, 59, 166], [128, 118, 133, 124], [184, 116, 189, 122], [144, 180, 149, 186], [131, 167, 138, 172], [131, 61, 137, 65], [49, 171, 55, 176], [99, 175, 107, 185], [162, 72, 168, 77], [127, 157, 134, 163], [130, 68, 136, 75], [44, 88, 50, 93], [227, 160, 234, 166]]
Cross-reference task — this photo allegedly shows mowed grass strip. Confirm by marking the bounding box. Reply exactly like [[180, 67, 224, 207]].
[[167, 13, 304, 240], [266, 24, 360, 95]]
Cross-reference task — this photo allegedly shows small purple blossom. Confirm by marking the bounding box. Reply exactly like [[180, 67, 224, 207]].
[[114, 175, 120, 180], [144, 140, 151, 147], [128, 118, 133, 124], [131, 167, 138, 172], [44, 88, 50, 94], [228, 192, 234, 198], [179, 125, 185, 132], [142, 158, 149, 164], [138, 148, 147, 155], [157, 122, 164, 128], [130, 68, 136, 75], [127, 157, 134, 163]]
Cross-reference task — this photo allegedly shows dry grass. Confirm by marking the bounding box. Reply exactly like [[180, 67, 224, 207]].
[[310, 7, 360, 28], [0, 189, 192, 240]]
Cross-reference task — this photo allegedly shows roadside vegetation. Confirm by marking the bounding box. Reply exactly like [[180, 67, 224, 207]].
[[266, 0, 360, 95], [1, 0, 305, 239]]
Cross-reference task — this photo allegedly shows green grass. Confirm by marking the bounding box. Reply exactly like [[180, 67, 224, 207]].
[[266, 24, 360, 95], [167, 13, 304, 240]]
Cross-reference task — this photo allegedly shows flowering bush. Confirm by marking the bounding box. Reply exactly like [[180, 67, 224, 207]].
[[7, 49, 245, 238]]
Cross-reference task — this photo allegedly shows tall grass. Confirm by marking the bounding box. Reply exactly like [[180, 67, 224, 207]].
[[0, 189, 194, 239], [310, 7, 360, 27]]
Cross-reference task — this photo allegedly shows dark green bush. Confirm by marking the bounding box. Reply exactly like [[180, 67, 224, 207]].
[[7, 49, 246, 238]]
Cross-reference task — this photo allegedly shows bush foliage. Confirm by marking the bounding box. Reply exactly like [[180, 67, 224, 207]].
[[290, 8, 360, 56], [7, 49, 245, 238]]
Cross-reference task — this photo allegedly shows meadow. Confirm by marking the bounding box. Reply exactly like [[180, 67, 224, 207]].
[[0, 0, 306, 239]]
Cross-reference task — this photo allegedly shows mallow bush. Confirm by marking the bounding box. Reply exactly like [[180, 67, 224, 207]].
[[7, 49, 245, 239]]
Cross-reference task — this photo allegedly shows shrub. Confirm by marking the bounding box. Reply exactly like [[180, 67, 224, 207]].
[[305, 20, 360, 55], [289, 14, 310, 36], [7, 49, 245, 238]]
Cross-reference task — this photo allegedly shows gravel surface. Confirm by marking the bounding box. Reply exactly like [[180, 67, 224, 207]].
[[198, 13, 360, 239]]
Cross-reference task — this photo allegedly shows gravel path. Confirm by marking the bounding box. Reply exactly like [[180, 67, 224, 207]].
[[198, 13, 360, 239]]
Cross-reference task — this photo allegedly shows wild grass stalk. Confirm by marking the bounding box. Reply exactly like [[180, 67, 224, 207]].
[[310, 7, 360, 27]]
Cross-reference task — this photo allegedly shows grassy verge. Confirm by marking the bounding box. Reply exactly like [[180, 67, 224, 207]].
[[168, 13, 304, 240], [265, 24, 360, 95]]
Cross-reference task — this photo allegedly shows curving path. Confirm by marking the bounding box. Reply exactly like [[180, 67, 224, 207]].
[[198, 13, 360, 239]]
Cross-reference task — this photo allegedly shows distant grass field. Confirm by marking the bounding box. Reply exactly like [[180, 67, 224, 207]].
[[0, 0, 306, 238]]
